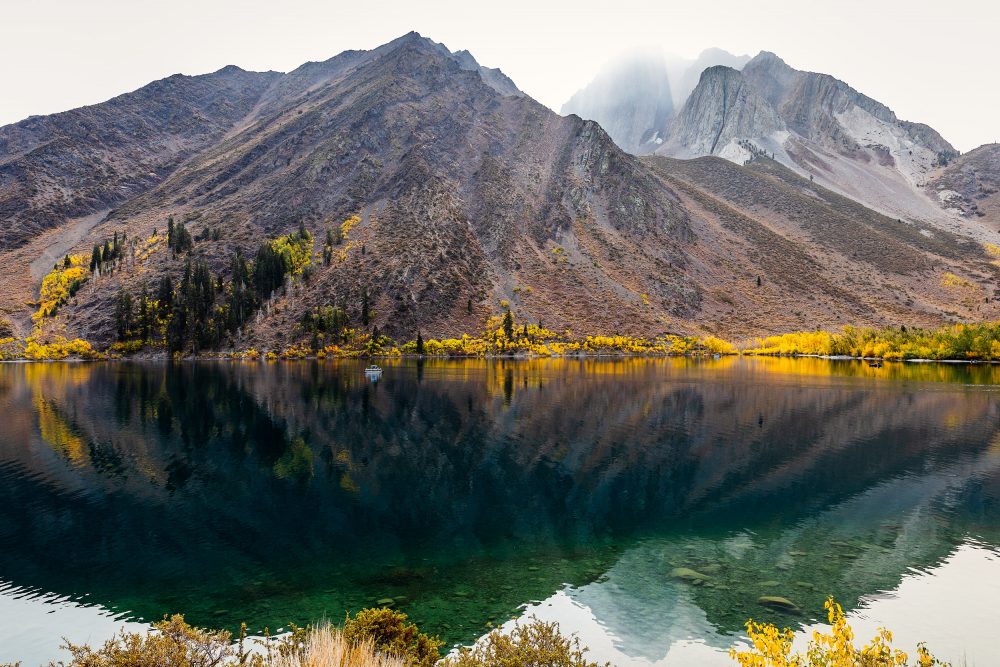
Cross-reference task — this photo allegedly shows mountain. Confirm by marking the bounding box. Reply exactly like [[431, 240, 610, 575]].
[[658, 65, 785, 159], [657, 52, 960, 223], [0, 67, 281, 251], [3, 33, 1000, 351], [926, 143, 1000, 226], [561, 49, 749, 154], [664, 48, 753, 111], [641, 154, 999, 335]]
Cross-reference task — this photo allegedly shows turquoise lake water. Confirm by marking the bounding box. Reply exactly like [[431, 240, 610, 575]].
[[1, 357, 999, 665]]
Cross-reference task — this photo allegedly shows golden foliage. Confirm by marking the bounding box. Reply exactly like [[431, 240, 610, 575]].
[[271, 231, 314, 276], [744, 323, 1000, 361], [340, 215, 361, 240], [0, 337, 24, 360], [729, 598, 947, 666], [137, 233, 166, 262], [33, 256, 89, 322], [23, 337, 101, 360], [745, 331, 834, 356], [55, 614, 234, 667], [940, 272, 972, 289], [442, 619, 605, 667]]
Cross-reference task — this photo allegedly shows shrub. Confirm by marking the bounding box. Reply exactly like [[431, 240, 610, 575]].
[[33, 256, 89, 323], [442, 618, 606, 667], [342, 608, 442, 667], [53, 614, 234, 667], [729, 597, 948, 666]]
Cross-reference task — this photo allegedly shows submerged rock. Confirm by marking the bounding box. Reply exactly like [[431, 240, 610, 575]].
[[758, 596, 800, 613]]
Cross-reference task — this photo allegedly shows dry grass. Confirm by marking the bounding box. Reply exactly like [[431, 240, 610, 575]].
[[269, 626, 406, 667]]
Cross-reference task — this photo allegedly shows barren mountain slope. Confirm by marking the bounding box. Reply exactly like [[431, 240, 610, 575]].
[[34, 33, 699, 347], [643, 155, 1000, 336], [927, 144, 1000, 227], [0, 67, 281, 250], [5, 33, 999, 350]]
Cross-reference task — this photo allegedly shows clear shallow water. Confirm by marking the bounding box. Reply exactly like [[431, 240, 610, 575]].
[[1, 358, 1000, 664]]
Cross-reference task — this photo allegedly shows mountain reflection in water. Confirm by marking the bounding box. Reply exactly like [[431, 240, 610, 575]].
[[1, 358, 999, 664]]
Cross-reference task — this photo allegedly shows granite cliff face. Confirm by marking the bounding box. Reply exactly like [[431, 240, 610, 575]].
[[561, 49, 750, 154], [3, 33, 1000, 349], [658, 66, 785, 160], [656, 52, 960, 223], [565, 48, 968, 225]]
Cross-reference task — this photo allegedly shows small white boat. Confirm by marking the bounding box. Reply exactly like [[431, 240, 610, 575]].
[[364, 365, 383, 379]]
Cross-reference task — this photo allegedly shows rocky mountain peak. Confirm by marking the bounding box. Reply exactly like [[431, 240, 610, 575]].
[[661, 65, 785, 160]]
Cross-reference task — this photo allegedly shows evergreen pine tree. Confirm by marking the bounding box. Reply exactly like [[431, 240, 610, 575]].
[[502, 309, 514, 341], [137, 281, 151, 343], [90, 245, 101, 272], [114, 290, 134, 341]]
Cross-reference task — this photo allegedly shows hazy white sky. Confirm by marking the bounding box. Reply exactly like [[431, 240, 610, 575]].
[[2, 0, 996, 151]]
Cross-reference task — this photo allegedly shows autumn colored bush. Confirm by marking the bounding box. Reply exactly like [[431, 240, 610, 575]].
[[744, 322, 1000, 361], [342, 608, 442, 667], [33, 256, 89, 322], [52, 614, 234, 667], [23, 337, 101, 360], [441, 618, 606, 667], [730, 598, 948, 667]]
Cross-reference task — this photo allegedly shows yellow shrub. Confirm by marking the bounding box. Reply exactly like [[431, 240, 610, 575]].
[[730, 598, 946, 666], [33, 256, 89, 322], [702, 335, 737, 354], [23, 337, 101, 360], [271, 231, 313, 276], [940, 272, 971, 288], [340, 214, 361, 240]]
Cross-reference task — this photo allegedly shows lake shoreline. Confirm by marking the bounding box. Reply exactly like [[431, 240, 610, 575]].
[[4, 351, 1000, 365]]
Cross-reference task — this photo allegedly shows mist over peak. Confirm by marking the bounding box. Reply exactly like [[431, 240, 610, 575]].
[[561, 47, 750, 153]]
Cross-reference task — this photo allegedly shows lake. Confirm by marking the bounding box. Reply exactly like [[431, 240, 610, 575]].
[[1, 357, 999, 665]]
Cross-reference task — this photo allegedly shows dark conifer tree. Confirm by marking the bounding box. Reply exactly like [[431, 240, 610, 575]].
[[114, 290, 134, 341]]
